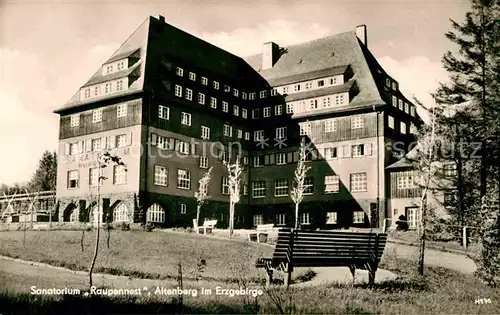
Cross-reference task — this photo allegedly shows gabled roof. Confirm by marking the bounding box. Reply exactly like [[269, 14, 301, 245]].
[[243, 32, 384, 108]]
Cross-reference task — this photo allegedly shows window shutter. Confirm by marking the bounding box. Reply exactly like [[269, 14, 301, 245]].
[[85, 139, 92, 152], [191, 143, 197, 156], [78, 141, 84, 153], [109, 135, 116, 149], [342, 145, 351, 158], [169, 138, 175, 150], [269, 154, 275, 164], [151, 133, 158, 146], [101, 137, 108, 150], [126, 132, 132, 146], [264, 155, 270, 165], [293, 151, 299, 162], [64, 143, 70, 155], [287, 152, 293, 163], [365, 143, 372, 156]]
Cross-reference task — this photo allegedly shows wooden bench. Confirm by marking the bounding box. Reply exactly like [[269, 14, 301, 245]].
[[197, 220, 217, 234], [256, 228, 387, 287], [248, 224, 275, 243]]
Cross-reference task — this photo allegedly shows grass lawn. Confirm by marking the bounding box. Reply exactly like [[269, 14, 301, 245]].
[[0, 230, 273, 282], [388, 230, 481, 254]]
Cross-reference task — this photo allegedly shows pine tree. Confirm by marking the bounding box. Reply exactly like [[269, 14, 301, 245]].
[[29, 150, 57, 192]]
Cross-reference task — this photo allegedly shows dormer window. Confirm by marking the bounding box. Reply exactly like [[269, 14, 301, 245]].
[[84, 88, 91, 99], [386, 78, 391, 88], [116, 80, 124, 91], [189, 72, 196, 81], [106, 65, 113, 74], [233, 89, 239, 97], [94, 86, 100, 96], [242, 92, 247, 100], [249, 93, 256, 100], [224, 85, 231, 92], [260, 90, 267, 98], [176, 67, 184, 76], [392, 82, 398, 91]]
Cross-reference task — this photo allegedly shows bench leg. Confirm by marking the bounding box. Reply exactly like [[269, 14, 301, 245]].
[[266, 269, 273, 287], [368, 263, 378, 285], [286, 264, 293, 288], [348, 265, 356, 284]]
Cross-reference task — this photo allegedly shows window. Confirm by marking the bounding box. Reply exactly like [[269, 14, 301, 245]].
[[175, 85, 182, 97], [233, 89, 239, 97], [294, 84, 301, 92], [213, 81, 219, 89], [221, 177, 230, 195], [335, 94, 344, 105], [154, 165, 168, 186], [286, 103, 294, 114], [116, 80, 124, 91], [201, 126, 210, 140], [388, 116, 395, 129], [210, 97, 217, 108], [199, 156, 208, 169], [157, 135, 170, 150], [323, 97, 331, 108], [198, 93, 205, 104], [253, 214, 263, 226], [94, 86, 100, 96], [243, 184, 248, 195], [113, 203, 129, 222], [69, 142, 79, 155], [400, 122, 407, 134], [251, 109, 260, 120], [305, 82, 312, 89], [411, 106, 416, 117], [67, 170, 79, 188], [254, 130, 264, 141], [326, 212, 337, 224], [147, 203, 165, 223], [325, 147, 337, 159], [262, 107, 270, 118], [224, 85, 231, 92], [249, 92, 256, 100], [177, 141, 190, 154], [325, 175, 340, 193], [242, 108, 247, 119], [222, 150, 230, 163], [397, 175, 417, 189], [176, 67, 184, 76], [300, 123, 311, 135], [392, 96, 398, 107], [386, 78, 391, 87], [282, 86, 289, 94], [310, 99, 318, 110], [276, 153, 286, 165], [185, 88, 193, 101], [276, 213, 286, 225], [404, 102, 410, 113], [317, 80, 324, 87], [252, 181, 266, 198], [179, 204, 187, 214], [89, 168, 99, 187], [392, 82, 398, 90], [84, 89, 90, 99], [222, 101, 229, 113], [443, 163, 457, 177], [201, 77, 208, 85], [117, 104, 127, 118], [115, 134, 126, 147], [189, 72, 196, 81], [177, 169, 191, 189], [350, 173, 367, 192], [223, 124, 232, 137], [398, 99, 403, 110], [325, 119, 336, 132], [91, 138, 101, 151], [233, 105, 239, 116], [275, 105, 283, 116], [303, 178, 314, 195], [242, 92, 247, 100], [70, 115, 80, 127], [276, 127, 287, 139], [117, 60, 125, 71], [253, 156, 263, 167], [105, 83, 111, 94], [300, 213, 310, 225], [159, 105, 170, 119], [351, 116, 363, 129], [244, 132, 250, 140], [274, 179, 289, 197], [260, 90, 267, 98], [330, 77, 337, 85], [92, 109, 102, 123], [353, 211, 364, 224], [352, 144, 365, 157], [236, 129, 243, 139], [181, 112, 192, 126], [113, 165, 127, 184], [406, 207, 420, 229]]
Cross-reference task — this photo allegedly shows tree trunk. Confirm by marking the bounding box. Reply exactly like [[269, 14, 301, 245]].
[[89, 206, 100, 288], [418, 200, 427, 275], [196, 204, 201, 233], [229, 202, 234, 237], [80, 230, 85, 252], [294, 203, 299, 230]]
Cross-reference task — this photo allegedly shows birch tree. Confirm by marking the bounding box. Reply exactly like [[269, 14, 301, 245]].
[[290, 138, 311, 230], [224, 159, 243, 237], [194, 166, 213, 232]]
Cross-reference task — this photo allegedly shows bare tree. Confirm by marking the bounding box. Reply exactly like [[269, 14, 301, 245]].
[[88, 152, 126, 288], [290, 138, 311, 230], [194, 166, 213, 232], [224, 158, 243, 237]]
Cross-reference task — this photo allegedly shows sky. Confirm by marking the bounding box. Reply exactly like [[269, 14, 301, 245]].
[[0, 0, 470, 186]]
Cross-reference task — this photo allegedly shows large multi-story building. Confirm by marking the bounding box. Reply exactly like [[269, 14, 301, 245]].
[[51, 15, 422, 230]]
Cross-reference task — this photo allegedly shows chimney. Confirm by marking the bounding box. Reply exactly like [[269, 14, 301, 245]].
[[262, 42, 280, 70], [356, 24, 367, 47], [158, 15, 165, 23]]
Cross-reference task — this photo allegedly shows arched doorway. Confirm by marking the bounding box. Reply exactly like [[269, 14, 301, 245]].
[[63, 203, 78, 222], [146, 203, 165, 224], [113, 202, 129, 223]]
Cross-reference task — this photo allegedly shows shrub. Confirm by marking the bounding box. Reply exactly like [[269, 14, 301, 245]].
[[120, 223, 130, 231], [144, 223, 154, 232]]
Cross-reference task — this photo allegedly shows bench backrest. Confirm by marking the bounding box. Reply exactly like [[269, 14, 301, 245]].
[[256, 224, 274, 231], [203, 220, 217, 227], [272, 229, 387, 267]]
